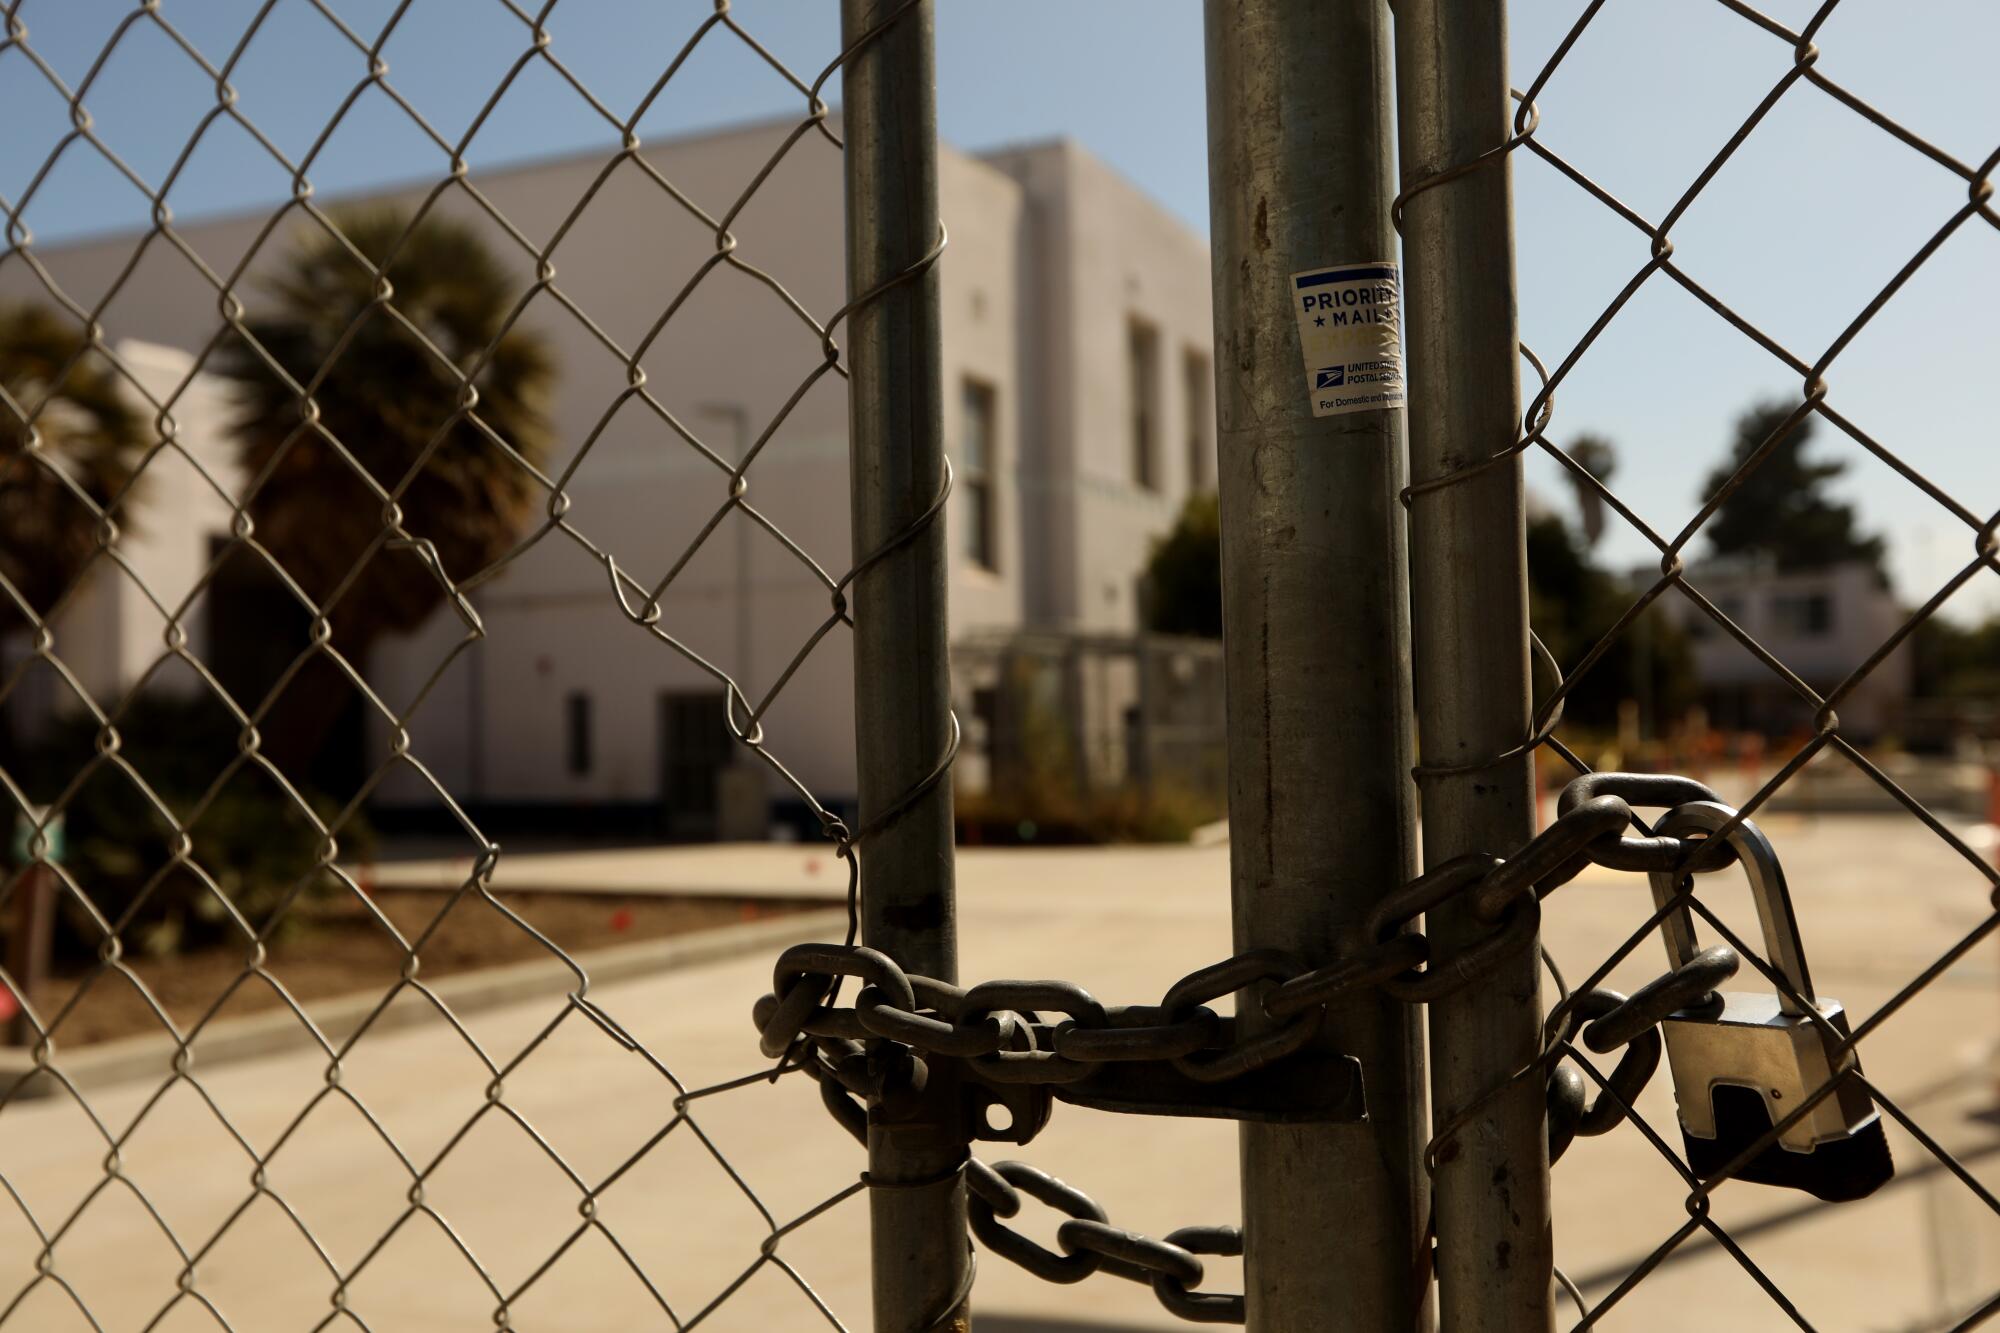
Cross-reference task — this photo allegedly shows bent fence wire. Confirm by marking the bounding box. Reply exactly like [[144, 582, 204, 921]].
[[0, 2, 892, 1328], [1472, 1, 2000, 1327]]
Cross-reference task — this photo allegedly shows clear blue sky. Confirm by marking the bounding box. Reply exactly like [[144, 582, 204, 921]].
[[4, 0, 1994, 622]]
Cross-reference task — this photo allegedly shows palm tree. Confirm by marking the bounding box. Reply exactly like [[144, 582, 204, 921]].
[[1563, 433, 1617, 550], [0, 303, 148, 633], [218, 207, 556, 776]]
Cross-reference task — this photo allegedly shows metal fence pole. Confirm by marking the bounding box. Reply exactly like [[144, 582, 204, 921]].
[[1394, 0, 1554, 1327], [1203, 2, 1428, 1327], [840, 3, 969, 1331]]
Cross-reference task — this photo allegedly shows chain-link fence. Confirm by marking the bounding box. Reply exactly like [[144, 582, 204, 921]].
[[0, 1, 932, 1327], [2, 1, 1997, 1331], [1464, 1, 2000, 1326], [784, 1, 1998, 1326]]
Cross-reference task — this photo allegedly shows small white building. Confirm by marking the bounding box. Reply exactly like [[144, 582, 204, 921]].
[[1655, 558, 1914, 741], [4, 341, 246, 733], [7, 121, 1215, 836]]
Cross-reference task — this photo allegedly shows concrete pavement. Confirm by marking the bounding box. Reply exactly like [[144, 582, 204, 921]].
[[2, 815, 1997, 1330]]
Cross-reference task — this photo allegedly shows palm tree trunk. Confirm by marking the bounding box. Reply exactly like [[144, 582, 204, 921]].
[[259, 639, 371, 801]]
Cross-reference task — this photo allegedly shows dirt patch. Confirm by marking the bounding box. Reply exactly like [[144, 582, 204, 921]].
[[17, 889, 830, 1048]]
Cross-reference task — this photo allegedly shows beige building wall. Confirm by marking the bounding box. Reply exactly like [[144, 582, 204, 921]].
[[1658, 560, 1915, 739], [982, 140, 1217, 633], [8, 123, 1208, 824], [6, 340, 244, 729]]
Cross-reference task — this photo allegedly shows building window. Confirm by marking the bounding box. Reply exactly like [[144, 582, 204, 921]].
[[962, 378, 999, 571], [1184, 348, 1212, 490], [1128, 318, 1160, 491], [1771, 591, 1834, 637], [565, 692, 592, 775]]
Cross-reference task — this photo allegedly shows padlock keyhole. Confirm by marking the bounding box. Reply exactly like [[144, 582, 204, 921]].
[[1710, 1081, 1778, 1135]]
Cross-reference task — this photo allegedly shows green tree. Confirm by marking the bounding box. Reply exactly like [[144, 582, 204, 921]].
[[1140, 491, 1222, 638], [1911, 614, 2000, 700], [1528, 512, 1696, 732], [218, 208, 555, 774], [1701, 401, 1885, 576], [14, 692, 372, 962], [0, 303, 148, 631], [1135, 479, 1693, 732]]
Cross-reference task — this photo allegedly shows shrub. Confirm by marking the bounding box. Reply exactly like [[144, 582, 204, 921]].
[[10, 693, 370, 963], [955, 782, 1221, 846]]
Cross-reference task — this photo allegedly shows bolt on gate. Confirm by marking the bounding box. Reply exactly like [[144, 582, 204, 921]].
[[2, 2, 1999, 1333]]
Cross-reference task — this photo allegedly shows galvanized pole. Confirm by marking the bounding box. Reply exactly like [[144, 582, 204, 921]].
[[1394, 0, 1555, 1327], [1204, 2, 1428, 1327], [839, 3, 968, 1331]]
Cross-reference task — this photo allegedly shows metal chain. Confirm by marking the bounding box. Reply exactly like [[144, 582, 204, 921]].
[[760, 773, 1768, 1322], [763, 779, 1740, 1075], [1423, 776, 1748, 1186], [966, 1159, 1244, 1325]]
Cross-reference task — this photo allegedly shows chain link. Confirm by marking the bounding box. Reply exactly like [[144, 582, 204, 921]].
[[966, 1159, 1242, 1322], [1159, 951, 1323, 1084], [760, 784, 1719, 1095], [1547, 988, 1663, 1163], [765, 774, 1781, 1322]]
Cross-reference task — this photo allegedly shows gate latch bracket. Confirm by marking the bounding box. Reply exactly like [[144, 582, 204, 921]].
[[1050, 1050, 1366, 1123], [955, 1049, 1366, 1142]]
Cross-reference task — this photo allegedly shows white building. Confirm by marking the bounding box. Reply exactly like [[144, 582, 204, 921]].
[[7, 120, 1215, 836], [1654, 558, 1914, 741]]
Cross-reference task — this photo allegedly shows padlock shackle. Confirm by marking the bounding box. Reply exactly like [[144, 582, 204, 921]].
[[1647, 802, 1814, 1016]]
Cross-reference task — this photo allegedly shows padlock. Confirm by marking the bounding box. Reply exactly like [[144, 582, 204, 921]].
[[1648, 801, 1892, 1203]]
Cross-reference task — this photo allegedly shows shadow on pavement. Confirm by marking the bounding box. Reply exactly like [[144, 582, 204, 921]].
[[1570, 1133, 2000, 1294]]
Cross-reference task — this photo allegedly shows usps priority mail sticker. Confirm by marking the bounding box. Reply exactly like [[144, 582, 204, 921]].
[[1291, 262, 1405, 418]]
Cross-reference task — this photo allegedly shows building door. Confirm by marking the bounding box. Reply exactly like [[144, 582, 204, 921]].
[[659, 690, 731, 840]]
